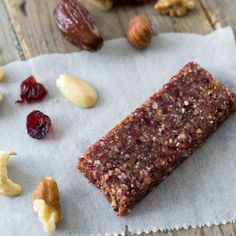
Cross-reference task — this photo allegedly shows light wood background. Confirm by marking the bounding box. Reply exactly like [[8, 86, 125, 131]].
[[0, 0, 236, 235]]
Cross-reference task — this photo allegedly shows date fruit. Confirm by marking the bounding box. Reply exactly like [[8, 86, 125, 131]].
[[54, 0, 103, 51]]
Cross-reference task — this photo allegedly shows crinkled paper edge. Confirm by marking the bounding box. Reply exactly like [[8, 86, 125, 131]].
[[127, 218, 236, 235], [91, 218, 236, 236], [3, 26, 234, 68]]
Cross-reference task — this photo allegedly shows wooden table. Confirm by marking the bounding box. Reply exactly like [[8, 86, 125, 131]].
[[1, 0, 236, 235]]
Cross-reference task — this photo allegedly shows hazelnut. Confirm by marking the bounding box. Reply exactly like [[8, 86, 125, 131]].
[[127, 15, 153, 49]]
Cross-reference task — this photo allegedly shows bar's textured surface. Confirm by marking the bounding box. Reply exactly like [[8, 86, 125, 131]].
[[78, 62, 236, 216]]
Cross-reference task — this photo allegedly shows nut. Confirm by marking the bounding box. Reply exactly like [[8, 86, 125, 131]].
[[54, 0, 103, 51], [32, 177, 63, 233], [56, 74, 98, 108], [87, 0, 150, 10], [87, 0, 113, 10], [127, 15, 153, 49], [0, 67, 5, 81], [155, 0, 195, 17], [0, 92, 3, 103], [0, 151, 22, 197], [115, 0, 150, 6]]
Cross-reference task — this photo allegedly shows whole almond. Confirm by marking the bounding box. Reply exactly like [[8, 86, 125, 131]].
[[54, 0, 103, 51], [56, 75, 98, 108]]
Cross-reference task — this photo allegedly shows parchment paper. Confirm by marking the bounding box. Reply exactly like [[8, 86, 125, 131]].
[[1, 27, 236, 236]]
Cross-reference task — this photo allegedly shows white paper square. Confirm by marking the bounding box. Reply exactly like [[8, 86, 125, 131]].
[[0, 27, 236, 236]]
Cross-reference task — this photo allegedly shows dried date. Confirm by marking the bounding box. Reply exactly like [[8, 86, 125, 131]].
[[54, 0, 103, 51]]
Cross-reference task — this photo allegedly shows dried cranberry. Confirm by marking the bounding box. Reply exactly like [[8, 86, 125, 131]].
[[27, 110, 52, 140], [16, 76, 47, 104]]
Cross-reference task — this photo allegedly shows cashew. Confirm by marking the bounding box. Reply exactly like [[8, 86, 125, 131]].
[[0, 67, 5, 81], [0, 67, 5, 101], [0, 151, 22, 196], [32, 177, 63, 233], [56, 74, 98, 108], [0, 92, 3, 103]]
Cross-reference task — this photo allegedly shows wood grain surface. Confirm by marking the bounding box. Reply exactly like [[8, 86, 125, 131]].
[[0, 0, 236, 235]]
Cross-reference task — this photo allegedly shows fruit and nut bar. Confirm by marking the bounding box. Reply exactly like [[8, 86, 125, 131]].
[[78, 62, 236, 216]]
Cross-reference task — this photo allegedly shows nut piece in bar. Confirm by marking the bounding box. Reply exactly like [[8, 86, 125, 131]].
[[32, 177, 63, 233], [78, 62, 236, 216]]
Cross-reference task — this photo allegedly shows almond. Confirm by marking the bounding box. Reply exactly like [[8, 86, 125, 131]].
[[56, 74, 98, 108]]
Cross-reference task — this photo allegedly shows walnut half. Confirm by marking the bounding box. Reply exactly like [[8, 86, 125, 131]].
[[155, 0, 195, 17], [32, 177, 63, 233]]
